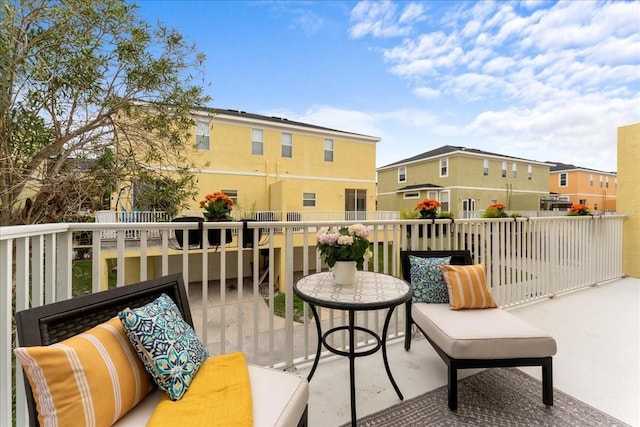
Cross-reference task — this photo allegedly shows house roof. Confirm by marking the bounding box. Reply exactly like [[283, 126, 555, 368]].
[[192, 107, 381, 142], [377, 145, 550, 170], [546, 161, 617, 175], [396, 183, 443, 192]]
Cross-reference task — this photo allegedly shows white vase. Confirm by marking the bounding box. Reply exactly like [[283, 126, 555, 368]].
[[331, 261, 357, 285]]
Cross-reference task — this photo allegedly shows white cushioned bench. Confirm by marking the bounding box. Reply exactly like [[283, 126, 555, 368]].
[[400, 250, 557, 411], [114, 365, 309, 426], [15, 274, 309, 427], [412, 303, 557, 360]]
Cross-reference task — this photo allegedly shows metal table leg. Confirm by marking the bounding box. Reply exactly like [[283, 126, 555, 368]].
[[382, 306, 404, 400], [305, 303, 322, 381], [348, 309, 357, 426]]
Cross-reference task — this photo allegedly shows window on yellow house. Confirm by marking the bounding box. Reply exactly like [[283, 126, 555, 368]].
[[252, 128, 263, 155], [324, 139, 333, 162], [501, 161, 507, 177], [281, 133, 292, 158], [195, 120, 209, 150], [512, 163, 517, 178], [221, 189, 238, 206], [527, 165, 532, 180], [303, 192, 316, 207], [483, 159, 489, 176]]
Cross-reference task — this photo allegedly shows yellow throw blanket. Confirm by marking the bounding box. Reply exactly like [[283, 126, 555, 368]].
[[147, 352, 253, 427]]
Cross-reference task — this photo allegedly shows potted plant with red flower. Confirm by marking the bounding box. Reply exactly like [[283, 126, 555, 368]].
[[200, 191, 234, 245], [415, 198, 441, 219]]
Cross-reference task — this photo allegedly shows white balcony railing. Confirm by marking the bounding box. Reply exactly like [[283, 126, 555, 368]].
[[1, 214, 625, 426]]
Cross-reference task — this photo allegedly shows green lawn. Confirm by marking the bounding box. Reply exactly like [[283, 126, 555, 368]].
[[271, 293, 311, 323], [72, 259, 117, 296]]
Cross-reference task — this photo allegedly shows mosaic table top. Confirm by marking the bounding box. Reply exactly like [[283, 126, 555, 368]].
[[294, 271, 411, 310]]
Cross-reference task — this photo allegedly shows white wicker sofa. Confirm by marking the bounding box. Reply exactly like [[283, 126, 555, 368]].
[[15, 274, 309, 427], [400, 250, 557, 411]]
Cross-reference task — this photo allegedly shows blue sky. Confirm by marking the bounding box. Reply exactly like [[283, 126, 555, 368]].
[[135, 0, 639, 172]]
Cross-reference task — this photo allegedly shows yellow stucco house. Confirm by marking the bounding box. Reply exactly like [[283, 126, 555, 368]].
[[617, 123, 639, 278], [105, 108, 380, 288], [187, 108, 380, 217], [377, 145, 551, 217], [547, 162, 617, 213]]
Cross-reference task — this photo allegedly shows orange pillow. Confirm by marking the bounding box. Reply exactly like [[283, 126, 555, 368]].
[[14, 317, 153, 427], [442, 263, 497, 310]]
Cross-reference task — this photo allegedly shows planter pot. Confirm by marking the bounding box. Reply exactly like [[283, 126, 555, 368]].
[[241, 219, 262, 248], [172, 216, 204, 249], [206, 217, 233, 247], [331, 261, 357, 285]]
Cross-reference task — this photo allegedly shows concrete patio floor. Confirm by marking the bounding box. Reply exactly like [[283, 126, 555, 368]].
[[296, 277, 640, 426]]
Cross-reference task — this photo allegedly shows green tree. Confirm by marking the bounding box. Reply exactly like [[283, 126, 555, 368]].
[[0, 0, 210, 225]]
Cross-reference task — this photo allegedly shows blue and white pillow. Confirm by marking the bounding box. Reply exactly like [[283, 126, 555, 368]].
[[408, 256, 451, 303], [119, 293, 209, 400]]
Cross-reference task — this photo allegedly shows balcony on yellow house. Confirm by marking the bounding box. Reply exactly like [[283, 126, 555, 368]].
[[2, 215, 638, 426]]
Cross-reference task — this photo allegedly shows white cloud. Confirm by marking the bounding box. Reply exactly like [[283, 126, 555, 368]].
[[349, 0, 425, 38], [413, 86, 440, 99], [345, 0, 639, 170], [399, 2, 426, 24]]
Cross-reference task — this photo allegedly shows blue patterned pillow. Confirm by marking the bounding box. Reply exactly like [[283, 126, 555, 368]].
[[119, 293, 209, 400], [408, 256, 452, 303]]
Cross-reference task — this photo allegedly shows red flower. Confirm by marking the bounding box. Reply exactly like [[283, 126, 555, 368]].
[[415, 198, 441, 212]]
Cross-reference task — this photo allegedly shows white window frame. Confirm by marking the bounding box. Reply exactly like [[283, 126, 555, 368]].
[[483, 159, 489, 176], [439, 190, 450, 212], [590, 174, 594, 187], [403, 192, 420, 199], [281, 132, 292, 158], [195, 120, 210, 150], [221, 189, 238, 206], [501, 161, 507, 178], [559, 173, 568, 187], [324, 138, 333, 162], [439, 158, 448, 177], [527, 165, 533, 180], [599, 176, 603, 187], [252, 128, 263, 155], [512, 163, 517, 178], [398, 166, 406, 183], [303, 192, 316, 207]]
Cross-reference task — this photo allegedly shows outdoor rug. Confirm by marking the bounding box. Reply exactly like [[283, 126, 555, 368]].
[[343, 368, 629, 426]]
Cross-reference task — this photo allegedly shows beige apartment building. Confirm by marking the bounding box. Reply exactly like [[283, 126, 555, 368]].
[[377, 145, 551, 217]]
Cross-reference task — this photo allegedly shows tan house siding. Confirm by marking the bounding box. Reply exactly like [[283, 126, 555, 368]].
[[377, 146, 550, 217], [618, 123, 640, 278]]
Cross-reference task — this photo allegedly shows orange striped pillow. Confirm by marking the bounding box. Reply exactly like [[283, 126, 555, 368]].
[[442, 263, 497, 310], [14, 317, 153, 427]]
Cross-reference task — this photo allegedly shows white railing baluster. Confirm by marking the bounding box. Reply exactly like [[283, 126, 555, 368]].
[[2, 215, 628, 423], [0, 238, 13, 427]]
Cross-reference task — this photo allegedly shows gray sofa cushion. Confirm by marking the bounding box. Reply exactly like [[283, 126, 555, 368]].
[[411, 303, 557, 359]]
